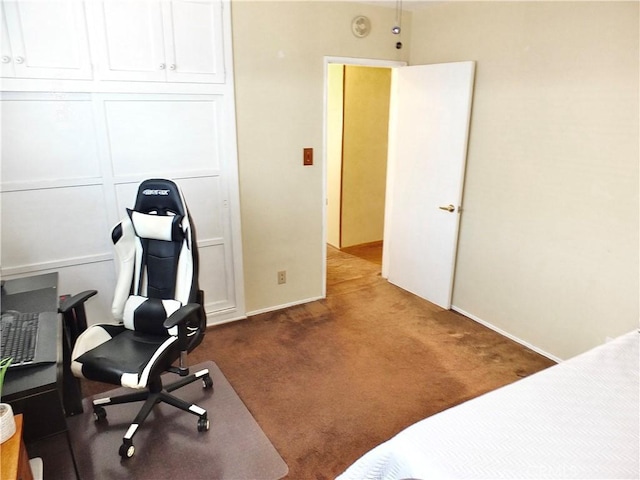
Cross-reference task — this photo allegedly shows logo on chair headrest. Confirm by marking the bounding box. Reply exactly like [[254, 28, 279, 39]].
[[142, 189, 170, 196]]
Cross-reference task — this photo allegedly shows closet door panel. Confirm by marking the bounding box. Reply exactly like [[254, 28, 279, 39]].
[[91, 1, 165, 82], [176, 176, 225, 240], [1, 97, 100, 184], [198, 244, 234, 312], [180, 176, 234, 313], [104, 98, 220, 178], [113, 182, 139, 217], [111, 166, 236, 316], [164, 0, 225, 83], [112, 176, 224, 239], [1, 185, 112, 270], [1, 5, 15, 77], [58, 261, 117, 324], [4, 1, 91, 79]]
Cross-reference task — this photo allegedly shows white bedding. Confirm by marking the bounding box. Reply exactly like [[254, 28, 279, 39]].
[[337, 331, 639, 480]]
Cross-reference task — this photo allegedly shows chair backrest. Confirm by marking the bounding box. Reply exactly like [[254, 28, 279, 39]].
[[110, 179, 202, 338]]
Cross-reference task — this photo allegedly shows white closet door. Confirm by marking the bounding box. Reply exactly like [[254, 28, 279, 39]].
[[3, 1, 91, 80], [163, 0, 225, 84], [1, 5, 15, 77], [91, 1, 166, 82], [105, 94, 237, 315]]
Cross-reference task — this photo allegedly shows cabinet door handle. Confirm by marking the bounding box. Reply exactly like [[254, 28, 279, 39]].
[[438, 204, 456, 213], [169, 64, 176, 70], [1, 56, 10, 64], [14, 56, 24, 64], [159, 63, 166, 70]]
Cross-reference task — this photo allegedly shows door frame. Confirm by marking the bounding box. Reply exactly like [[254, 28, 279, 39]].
[[321, 56, 406, 298]]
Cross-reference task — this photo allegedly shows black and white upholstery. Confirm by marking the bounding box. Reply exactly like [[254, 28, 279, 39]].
[[70, 178, 212, 459]]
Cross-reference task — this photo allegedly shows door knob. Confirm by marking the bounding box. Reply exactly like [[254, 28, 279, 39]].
[[439, 204, 455, 213]]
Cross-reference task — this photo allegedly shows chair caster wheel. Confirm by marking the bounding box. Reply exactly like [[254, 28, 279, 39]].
[[93, 406, 107, 422], [202, 374, 213, 390], [119, 443, 135, 459], [197, 417, 210, 432]]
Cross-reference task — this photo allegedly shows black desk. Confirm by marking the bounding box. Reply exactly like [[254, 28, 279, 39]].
[[2, 273, 82, 442], [2, 273, 81, 479], [2, 273, 68, 443]]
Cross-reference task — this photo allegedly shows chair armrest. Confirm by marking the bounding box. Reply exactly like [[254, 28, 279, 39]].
[[163, 303, 201, 329], [58, 290, 98, 349], [59, 290, 98, 313]]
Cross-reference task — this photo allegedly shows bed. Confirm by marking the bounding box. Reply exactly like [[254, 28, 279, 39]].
[[337, 330, 639, 480]]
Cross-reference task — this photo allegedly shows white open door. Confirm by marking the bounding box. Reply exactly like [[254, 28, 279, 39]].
[[382, 61, 475, 309]]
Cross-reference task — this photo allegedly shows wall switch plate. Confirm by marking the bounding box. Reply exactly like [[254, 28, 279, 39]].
[[303, 148, 313, 166], [278, 270, 287, 284]]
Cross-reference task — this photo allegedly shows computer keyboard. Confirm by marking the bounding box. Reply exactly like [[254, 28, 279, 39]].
[[1, 311, 39, 365]]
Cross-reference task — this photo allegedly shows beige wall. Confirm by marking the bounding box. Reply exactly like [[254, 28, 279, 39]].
[[327, 64, 344, 248], [232, 0, 638, 359], [410, 2, 639, 358], [341, 65, 391, 248], [231, 1, 410, 312], [327, 65, 392, 248]]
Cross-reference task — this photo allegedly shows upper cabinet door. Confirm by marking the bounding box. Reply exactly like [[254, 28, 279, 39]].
[[2, 1, 92, 80], [91, 1, 166, 82], [91, 0, 225, 84], [162, 0, 225, 84], [1, 4, 15, 77]]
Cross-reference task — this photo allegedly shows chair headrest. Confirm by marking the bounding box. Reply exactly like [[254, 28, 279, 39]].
[[133, 179, 186, 216], [128, 210, 185, 241]]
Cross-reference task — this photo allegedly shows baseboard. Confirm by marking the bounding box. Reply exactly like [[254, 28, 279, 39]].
[[206, 313, 247, 327], [246, 295, 325, 317], [205, 303, 247, 327], [206, 298, 562, 362], [340, 240, 383, 251], [451, 306, 562, 363]]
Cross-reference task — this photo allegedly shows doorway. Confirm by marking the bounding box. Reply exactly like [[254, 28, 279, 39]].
[[327, 64, 391, 251], [322, 57, 405, 298], [323, 58, 475, 308]]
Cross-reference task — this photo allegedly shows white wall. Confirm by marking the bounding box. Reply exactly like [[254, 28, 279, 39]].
[[409, 1, 639, 358], [231, 1, 410, 313]]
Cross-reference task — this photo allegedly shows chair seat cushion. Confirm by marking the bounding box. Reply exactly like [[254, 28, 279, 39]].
[[74, 327, 178, 388]]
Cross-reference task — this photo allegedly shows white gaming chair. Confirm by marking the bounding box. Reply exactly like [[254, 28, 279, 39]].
[[70, 178, 212, 459]]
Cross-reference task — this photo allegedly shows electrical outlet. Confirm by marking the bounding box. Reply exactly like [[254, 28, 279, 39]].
[[278, 270, 287, 285]]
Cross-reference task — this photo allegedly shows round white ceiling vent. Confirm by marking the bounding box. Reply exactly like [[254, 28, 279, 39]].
[[351, 16, 371, 38]]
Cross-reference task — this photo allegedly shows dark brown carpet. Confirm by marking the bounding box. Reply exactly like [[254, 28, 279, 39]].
[[69, 361, 287, 480], [83, 245, 555, 480]]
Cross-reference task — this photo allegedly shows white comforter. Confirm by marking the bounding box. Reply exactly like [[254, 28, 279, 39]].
[[337, 331, 639, 480]]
